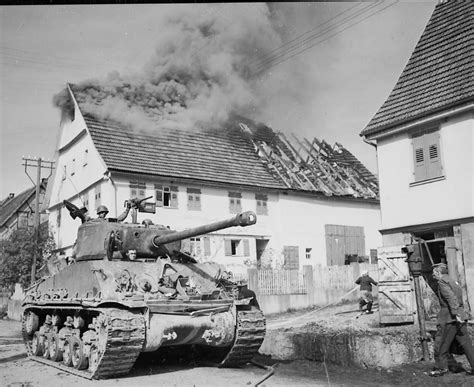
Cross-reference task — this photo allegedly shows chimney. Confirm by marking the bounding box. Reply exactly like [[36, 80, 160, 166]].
[[8, 193, 14, 199]]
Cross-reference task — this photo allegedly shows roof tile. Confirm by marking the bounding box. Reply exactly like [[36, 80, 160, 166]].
[[361, 1, 474, 137]]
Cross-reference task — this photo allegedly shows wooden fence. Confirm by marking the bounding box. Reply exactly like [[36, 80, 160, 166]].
[[257, 269, 307, 295], [253, 263, 378, 295]]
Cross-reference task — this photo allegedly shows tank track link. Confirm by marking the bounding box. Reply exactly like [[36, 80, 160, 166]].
[[219, 308, 266, 367], [22, 307, 145, 380]]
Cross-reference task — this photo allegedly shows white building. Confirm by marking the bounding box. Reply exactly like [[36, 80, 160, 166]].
[[360, 1, 474, 309], [48, 84, 381, 272]]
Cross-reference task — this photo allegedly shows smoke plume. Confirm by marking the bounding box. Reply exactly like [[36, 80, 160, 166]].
[[53, 4, 287, 131]]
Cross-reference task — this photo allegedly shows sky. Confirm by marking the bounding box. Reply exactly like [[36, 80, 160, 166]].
[[0, 1, 437, 198]]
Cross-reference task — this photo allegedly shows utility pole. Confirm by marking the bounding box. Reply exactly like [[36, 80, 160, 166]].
[[22, 156, 55, 285]]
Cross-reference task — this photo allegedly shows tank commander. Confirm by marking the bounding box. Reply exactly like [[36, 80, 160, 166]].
[[95, 204, 131, 222], [142, 219, 154, 227], [236, 280, 260, 309]]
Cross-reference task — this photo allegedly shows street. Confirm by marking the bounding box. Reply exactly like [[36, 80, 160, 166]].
[[3, 318, 474, 387]]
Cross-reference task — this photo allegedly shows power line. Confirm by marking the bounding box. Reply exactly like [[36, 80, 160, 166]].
[[245, 2, 362, 69], [252, 2, 391, 75], [253, 1, 399, 76]]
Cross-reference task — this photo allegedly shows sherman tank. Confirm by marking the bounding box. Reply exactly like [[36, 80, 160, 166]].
[[21, 199, 265, 379]]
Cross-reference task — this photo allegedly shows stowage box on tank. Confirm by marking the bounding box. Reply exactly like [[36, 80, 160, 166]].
[[21, 201, 265, 379]]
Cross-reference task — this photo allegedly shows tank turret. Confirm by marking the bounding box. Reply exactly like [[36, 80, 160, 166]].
[[73, 211, 256, 261]]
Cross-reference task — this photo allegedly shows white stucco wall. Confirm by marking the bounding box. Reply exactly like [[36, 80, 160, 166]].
[[376, 112, 474, 230], [48, 109, 109, 251], [276, 193, 381, 266]]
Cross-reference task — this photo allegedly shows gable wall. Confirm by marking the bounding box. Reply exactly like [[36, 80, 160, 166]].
[[376, 111, 474, 230]]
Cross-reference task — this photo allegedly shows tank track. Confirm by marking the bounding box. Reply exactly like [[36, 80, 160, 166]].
[[22, 307, 145, 379], [219, 308, 266, 367]]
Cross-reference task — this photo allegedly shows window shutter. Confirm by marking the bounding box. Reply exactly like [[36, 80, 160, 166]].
[[224, 240, 232, 256], [155, 191, 163, 207], [243, 239, 250, 256], [427, 132, 442, 179], [203, 237, 211, 256], [413, 135, 427, 181]]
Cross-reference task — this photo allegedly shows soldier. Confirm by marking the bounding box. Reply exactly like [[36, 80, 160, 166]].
[[95, 204, 131, 222], [355, 270, 378, 314], [429, 263, 474, 377], [142, 219, 154, 227]]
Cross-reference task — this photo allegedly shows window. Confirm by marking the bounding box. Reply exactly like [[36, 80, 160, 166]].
[[94, 185, 101, 209], [187, 188, 202, 211], [283, 246, 299, 269], [256, 193, 268, 215], [71, 158, 76, 176], [305, 248, 312, 259], [412, 129, 442, 182], [225, 238, 250, 256], [155, 184, 178, 208], [229, 192, 242, 214], [325, 225, 365, 266], [190, 237, 202, 257], [130, 181, 147, 200], [83, 149, 88, 166]]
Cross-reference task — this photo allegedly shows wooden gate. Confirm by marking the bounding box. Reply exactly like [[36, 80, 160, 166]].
[[377, 245, 414, 325]]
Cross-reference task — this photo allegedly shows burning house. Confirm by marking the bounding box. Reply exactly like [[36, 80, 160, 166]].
[[47, 82, 380, 272]]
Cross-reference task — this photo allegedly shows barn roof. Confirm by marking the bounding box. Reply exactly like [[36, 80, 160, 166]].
[[361, 1, 474, 138]]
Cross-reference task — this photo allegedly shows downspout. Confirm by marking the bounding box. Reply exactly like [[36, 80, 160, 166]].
[[362, 136, 379, 179], [363, 136, 381, 260]]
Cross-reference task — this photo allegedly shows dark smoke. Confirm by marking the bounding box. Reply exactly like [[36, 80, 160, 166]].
[[53, 4, 286, 131]]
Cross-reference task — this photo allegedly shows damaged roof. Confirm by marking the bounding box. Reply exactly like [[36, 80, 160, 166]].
[[361, 1, 474, 138], [70, 87, 378, 199]]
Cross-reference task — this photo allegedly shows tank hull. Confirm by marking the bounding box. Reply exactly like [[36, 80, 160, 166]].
[[22, 260, 266, 379]]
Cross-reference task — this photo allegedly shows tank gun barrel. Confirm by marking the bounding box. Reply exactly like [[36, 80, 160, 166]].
[[152, 211, 257, 247]]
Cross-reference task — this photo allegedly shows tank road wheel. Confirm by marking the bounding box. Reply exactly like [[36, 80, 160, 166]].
[[43, 334, 52, 359], [70, 336, 88, 370], [88, 344, 100, 373], [31, 332, 43, 356], [49, 333, 63, 362], [25, 311, 39, 336], [62, 338, 73, 367]]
